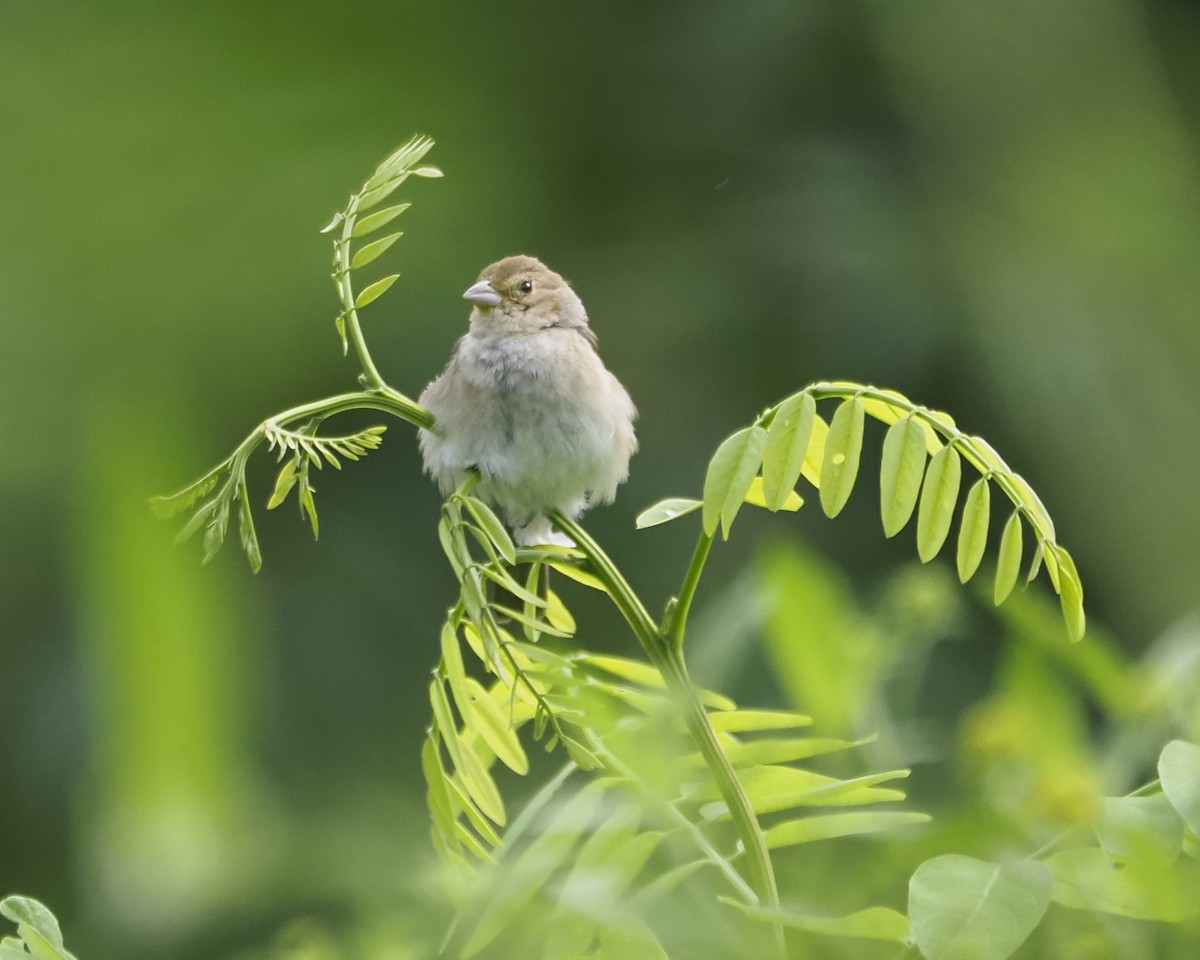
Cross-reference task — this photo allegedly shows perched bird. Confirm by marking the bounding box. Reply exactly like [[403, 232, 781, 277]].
[[419, 256, 638, 546]]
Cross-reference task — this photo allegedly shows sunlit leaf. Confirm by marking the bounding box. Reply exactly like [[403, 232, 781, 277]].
[[413, 165, 444, 177], [720, 900, 909, 943], [819, 397, 864, 517], [762, 392, 816, 510], [702, 426, 767, 539], [994, 512, 1024, 605], [459, 495, 517, 564], [800, 413, 829, 488], [635, 497, 701, 529], [909, 856, 1052, 960], [707, 709, 812, 732], [916, 444, 961, 562], [744, 476, 802, 512], [464, 677, 529, 775], [1054, 546, 1086, 641], [354, 273, 400, 308], [956, 477, 990, 583], [879, 416, 927, 537], [764, 811, 928, 848]]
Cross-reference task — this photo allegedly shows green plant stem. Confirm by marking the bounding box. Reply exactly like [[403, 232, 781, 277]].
[[668, 530, 714, 653], [335, 195, 389, 391], [550, 511, 785, 957]]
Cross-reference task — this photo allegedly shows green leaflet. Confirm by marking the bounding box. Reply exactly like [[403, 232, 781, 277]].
[[707, 709, 812, 732], [430, 678, 505, 826], [879, 416, 927, 537], [699, 766, 909, 818], [1160, 739, 1200, 835], [0, 899, 66, 955], [635, 497, 701, 529], [762, 392, 816, 510], [720, 900, 910, 943], [458, 495, 517, 564], [909, 856, 1052, 960], [350, 230, 403, 269], [464, 677, 530, 776], [916, 444, 961, 562], [1095, 795, 1183, 866], [1054, 545, 1086, 641], [994, 511, 1024, 605], [702, 425, 768, 538], [764, 811, 929, 849], [354, 273, 400, 308], [351, 202, 411, 237], [956, 477, 990, 583], [819, 397, 864, 517], [1047, 848, 1200, 922]]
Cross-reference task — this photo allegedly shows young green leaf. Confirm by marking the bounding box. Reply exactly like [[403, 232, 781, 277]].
[[801, 412, 829, 488], [707, 709, 812, 732], [762, 392, 816, 510], [459, 496, 517, 564], [994, 511, 1024, 605], [956, 477, 990, 583], [719, 900, 910, 943], [635, 497, 702, 529], [150, 463, 228, 519], [266, 457, 299, 510], [0, 898, 64, 952], [350, 231, 403, 270], [764, 811, 929, 848], [916, 444, 961, 561], [879, 416, 927, 537], [236, 482, 262, 573], [464, 677, 529, 775], [744, 476, 802, 511], [701, 425, 767, 539], [909, 856, 1052, 960], [819, 397, 865, 517], [1054, 545, 1086, 641], [357, 174, 409, 212], [351, 202, 411, 237], [354, 273, 400, 308], [1095, 795, 1183, 866]]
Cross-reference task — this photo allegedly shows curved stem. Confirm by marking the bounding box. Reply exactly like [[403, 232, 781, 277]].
[[549, 511, 784, 956], [667, 530, 714, 654], [334, 195, 389, 391]]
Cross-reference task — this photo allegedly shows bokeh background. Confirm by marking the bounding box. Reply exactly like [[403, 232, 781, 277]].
[[3, 0, 1200, 956]]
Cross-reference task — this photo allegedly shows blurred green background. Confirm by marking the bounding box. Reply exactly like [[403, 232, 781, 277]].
[[3, 0, 1200, 956]]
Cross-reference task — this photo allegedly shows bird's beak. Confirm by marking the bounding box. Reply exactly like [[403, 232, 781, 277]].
[[463, 279, 502, 307]]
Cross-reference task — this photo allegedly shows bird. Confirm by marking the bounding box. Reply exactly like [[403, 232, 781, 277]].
[[418, 255, 638, 547]]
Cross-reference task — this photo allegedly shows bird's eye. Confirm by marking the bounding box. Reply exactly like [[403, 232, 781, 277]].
[[519, 279, 533, 294]]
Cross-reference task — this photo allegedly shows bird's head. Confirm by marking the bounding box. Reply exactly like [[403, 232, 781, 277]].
[[463, 255, 591, 340]]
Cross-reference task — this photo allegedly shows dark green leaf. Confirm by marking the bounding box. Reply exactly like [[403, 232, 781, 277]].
[[819, 397, 865, 518], [879, 417, 927, 537], [916, 444, 961, 562]]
